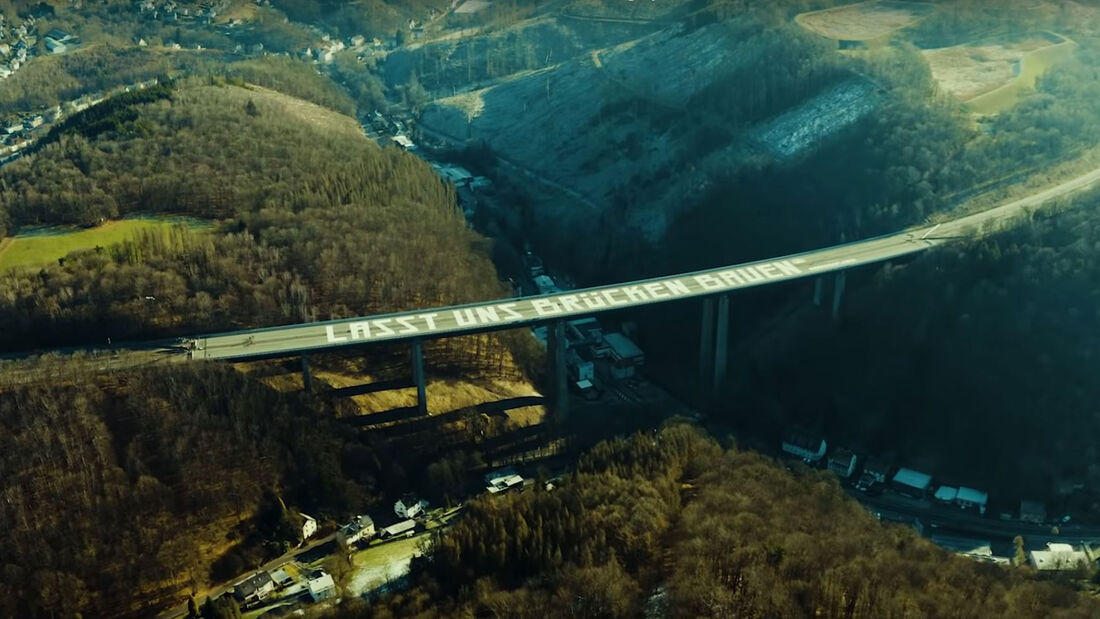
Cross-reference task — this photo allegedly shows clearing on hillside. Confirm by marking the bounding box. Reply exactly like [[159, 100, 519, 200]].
[[796, 1, 934, 41], [922, 32, 1077, 112], [0, 216, 211, 272]]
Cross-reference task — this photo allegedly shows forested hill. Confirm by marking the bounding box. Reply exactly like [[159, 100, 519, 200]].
[[0, 363, 382, 618], [329, 424, 1100, 619], [718, 191, 1100, 514], [0, 78, 516, 359]]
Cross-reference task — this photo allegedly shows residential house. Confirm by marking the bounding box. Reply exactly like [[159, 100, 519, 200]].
[[336, 514, 375, 546], [891, 468, 932, 497], [395, 495, 429, 519], [1020, 500, 1047, 524], [485, 468, 525, 494], [232, 571, 275, 607], [827, 448, 857, 478], [933, 486, 957, 502], [603, 332, 645, 379], [300, 512, 317, 541], [1029, 543, 1090, 571], [308, 571, 336, 602], [269, 568, 294, 588], [857, 456, 891, 491], [955, 487, 988, 515], [781, 431, 826, 464], [391, 134, 416, 150]]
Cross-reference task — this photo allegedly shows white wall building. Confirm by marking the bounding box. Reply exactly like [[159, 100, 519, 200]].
[[1029, 543, 1090, 571], [955, 487, 988, 515], [300, 513, 317, 541], [781, 432, 826, 464], [395, 496, 429, 519], [308, 571, 336, 601]]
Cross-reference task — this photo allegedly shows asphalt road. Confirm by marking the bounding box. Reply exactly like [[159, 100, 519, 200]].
[[189, 162, 1100, 361]]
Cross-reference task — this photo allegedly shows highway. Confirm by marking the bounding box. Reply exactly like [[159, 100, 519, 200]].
[[189, 161, 1100, 361]]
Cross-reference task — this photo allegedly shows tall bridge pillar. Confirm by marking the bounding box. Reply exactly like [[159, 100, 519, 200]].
[[832, 270, 847, 321], [301, 354, 312, 393], [813, 276, 824, 307], [699, 298, 715, 383], [547, 320, 569, 420], [699, 295, 731, 394], [412, 339, 427, 416], [713, 294, 730, 390]]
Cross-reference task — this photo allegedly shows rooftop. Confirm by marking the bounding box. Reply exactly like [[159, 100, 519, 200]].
[[783, 431, 825, 453], [603, 332, 644, 359], [956, 487, 988, 505], [892, 467, 932, 490]]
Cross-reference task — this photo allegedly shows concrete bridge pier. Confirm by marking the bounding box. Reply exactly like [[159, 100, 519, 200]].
[[713, 294, 730, 389], [699, 297, 715, 384], [301, 354, 312, 393], [832, 270, 847, 321], [698, 294, 731, 394], [547, 320, 569, 420], [412, 339, 427, 416], [813, 276, 824, 307]]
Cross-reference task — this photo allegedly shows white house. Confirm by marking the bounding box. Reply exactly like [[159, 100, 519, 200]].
[[892, 468, 932, 496], [308, 571, 336, 602], [392, 134, 416, 150], [395, 496, 429, 519], [1029, 543, 1090, 571], [934, 486, 958, 502], [337, 514, 375, 546], [485, 468, 525, 494], [300, 512, 317, 541], [955, 487, 988, 515], [781, 432, 826, 464]]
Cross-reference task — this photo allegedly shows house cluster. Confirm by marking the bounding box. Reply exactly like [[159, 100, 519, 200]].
[[523, 258, 644, 397], [0, 12, 38, 79], [299, 33, 345, 63], [228, 565, 335, 610], [781, 431, 1014, 519], [136, 0, 225, 24], [43, 28, 80, 54]]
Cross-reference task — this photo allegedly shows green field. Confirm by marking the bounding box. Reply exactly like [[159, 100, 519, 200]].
[[0, 215, 213, 271]]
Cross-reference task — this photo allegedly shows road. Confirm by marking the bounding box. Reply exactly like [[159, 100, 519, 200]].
[[186, 160, 1100, 361], [155, 532, 337, 619]]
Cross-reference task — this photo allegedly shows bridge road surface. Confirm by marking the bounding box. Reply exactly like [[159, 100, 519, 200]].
[[192, 230, 940, 361], [148, 162, 1100, 362]]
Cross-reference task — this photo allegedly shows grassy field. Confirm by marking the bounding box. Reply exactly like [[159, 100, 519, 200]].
[[0, 215, 213, 272], [796, 1, 934, 41], [346, 534, 429, 596], [923, 32, 1077, 114]]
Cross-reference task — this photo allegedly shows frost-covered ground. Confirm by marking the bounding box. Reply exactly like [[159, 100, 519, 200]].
[[752, 79, 880, 159]]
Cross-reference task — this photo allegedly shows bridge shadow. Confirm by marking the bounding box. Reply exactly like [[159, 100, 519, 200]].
[[343, 395, 547, 431]]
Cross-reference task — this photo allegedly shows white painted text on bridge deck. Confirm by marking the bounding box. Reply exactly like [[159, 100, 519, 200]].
[[324, 259, 806, 343]]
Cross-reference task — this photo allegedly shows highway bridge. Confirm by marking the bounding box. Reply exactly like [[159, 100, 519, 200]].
[[177, 163, 1100, 417]]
